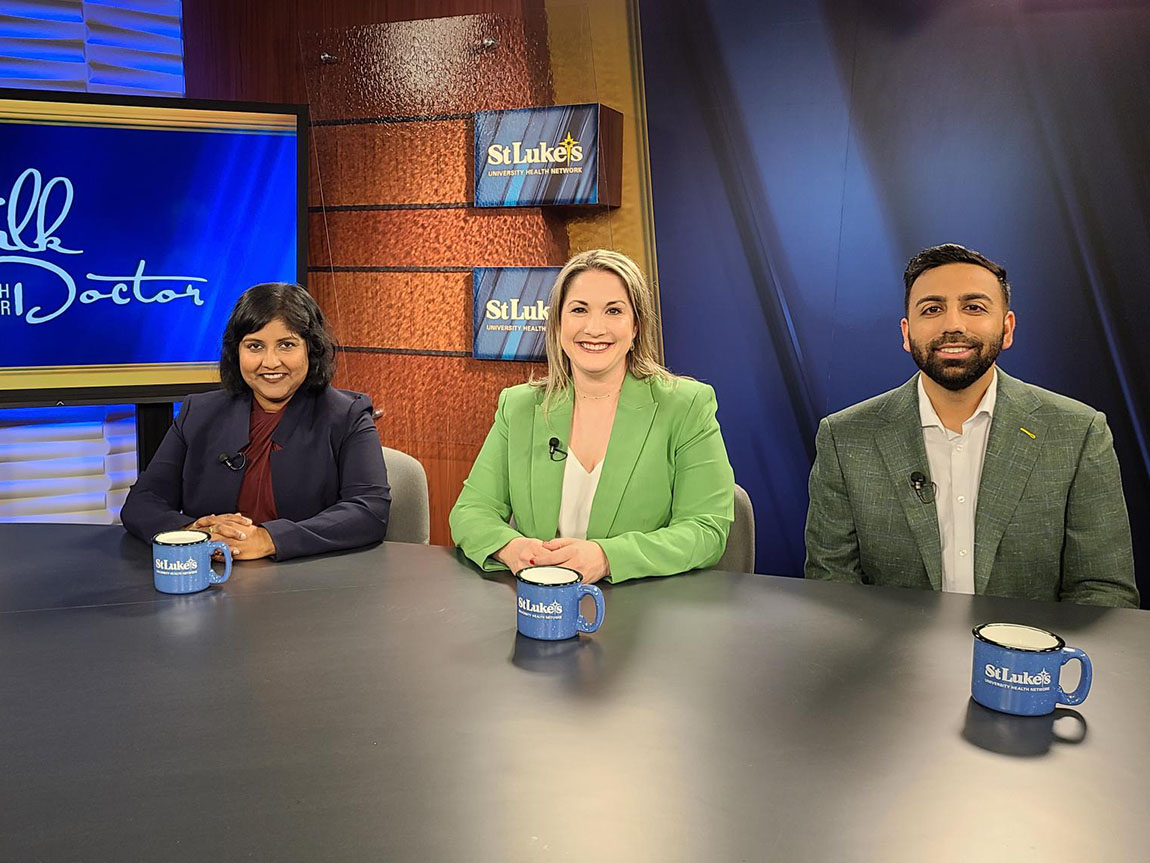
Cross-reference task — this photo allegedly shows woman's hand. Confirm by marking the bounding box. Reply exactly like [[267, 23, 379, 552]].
[[535, 538, 610, 584], [494, 536, 549, 573], [187, 515, 275, 560], [187, 513, 252, 541], [227, 526, 277, 560]]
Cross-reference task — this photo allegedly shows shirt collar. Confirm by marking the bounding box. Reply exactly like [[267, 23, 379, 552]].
[[917, 367, 998, 431]]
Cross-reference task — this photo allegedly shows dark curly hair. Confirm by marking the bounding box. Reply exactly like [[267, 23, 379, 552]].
[[219, 283, 336, 395], [903, 244, 1011, 313]]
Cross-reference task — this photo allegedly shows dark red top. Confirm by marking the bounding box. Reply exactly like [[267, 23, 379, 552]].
[[236, 401, 285, 524]]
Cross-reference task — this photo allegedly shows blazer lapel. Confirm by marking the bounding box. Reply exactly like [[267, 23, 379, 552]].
[[216, 393, 253, 503], [586, 374, 658, 537], [874, 375, 943, 590], [270, 388, 313, 447], [530, 389, 572, 538], [973, 370, 1043, 593]]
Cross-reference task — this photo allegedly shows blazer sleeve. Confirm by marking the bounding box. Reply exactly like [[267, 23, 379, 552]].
[[804, 417, 865, 583], [120, 400, 198, 541], [596, 385, 734, 582], [1059, 412, 1140, 608], [448, 389, 523, 570], [261, 399, 391, 561]]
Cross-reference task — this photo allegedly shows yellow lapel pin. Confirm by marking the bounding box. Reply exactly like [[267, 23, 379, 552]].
[[1019, 427, 1037, 439]]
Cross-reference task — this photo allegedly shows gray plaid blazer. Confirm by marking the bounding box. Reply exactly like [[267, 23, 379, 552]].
[[804, 369, 1139, 608]]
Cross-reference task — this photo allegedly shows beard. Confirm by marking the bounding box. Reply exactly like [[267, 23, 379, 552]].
[[910, 331, 1003, 392]]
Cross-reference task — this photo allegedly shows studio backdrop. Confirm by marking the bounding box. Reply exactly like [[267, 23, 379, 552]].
[[642, 0, 1150, 603]]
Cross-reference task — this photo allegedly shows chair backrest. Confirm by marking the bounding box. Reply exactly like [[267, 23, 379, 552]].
[[715, 483, 755, 573], [381, 446, 430, 544]]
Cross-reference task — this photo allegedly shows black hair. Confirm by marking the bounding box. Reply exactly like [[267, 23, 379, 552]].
[[218, 283, 336, 394], [903, 244, 1011, 312]]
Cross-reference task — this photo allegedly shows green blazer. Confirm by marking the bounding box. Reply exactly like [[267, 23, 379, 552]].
[[804, 369, 1139, 608], [449, 373, 735, 582]]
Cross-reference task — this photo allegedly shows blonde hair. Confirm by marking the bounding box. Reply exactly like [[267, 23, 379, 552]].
[[532, 249, 674, 410]]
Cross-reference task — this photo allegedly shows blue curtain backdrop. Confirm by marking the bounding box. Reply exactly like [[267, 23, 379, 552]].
[[641, 0, 1150, 604]]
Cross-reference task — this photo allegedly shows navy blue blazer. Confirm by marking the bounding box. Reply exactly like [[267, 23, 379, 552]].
[[121, 387, 390, 560]]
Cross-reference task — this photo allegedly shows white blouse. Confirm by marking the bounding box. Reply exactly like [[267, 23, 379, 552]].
[[556, 450, 604, 540]]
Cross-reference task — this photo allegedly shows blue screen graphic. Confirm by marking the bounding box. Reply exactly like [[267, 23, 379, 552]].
[[0, 120, 297, 369]]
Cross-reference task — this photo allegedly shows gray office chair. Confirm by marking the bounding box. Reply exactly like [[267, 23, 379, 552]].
[[715, 483, 755, 573], [381, 446, 430, 544]]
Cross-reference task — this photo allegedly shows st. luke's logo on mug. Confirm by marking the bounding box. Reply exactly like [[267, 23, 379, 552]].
[[984, 665, 1052, 689], [518, 596, 563, 616], [154, 557, 198, 572]]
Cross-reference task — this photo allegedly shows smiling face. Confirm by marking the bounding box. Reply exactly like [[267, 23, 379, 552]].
[[901, 262, 1015, 392], [238, 317, 310, 411], [558, 269, 638, 384]]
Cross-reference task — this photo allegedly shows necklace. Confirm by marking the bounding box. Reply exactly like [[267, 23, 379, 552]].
[[575, 388, 619, 400]]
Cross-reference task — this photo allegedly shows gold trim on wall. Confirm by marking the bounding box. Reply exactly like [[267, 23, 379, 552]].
[[0, 99, 297, 133], [0, 363, 220, 390], [543, 0, 662, 359]]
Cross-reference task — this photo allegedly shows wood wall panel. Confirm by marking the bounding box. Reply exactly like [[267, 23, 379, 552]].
[[309, 209, 566, 269], [310, 272, 471, 352], [299, 15, 551, 121], [336, 353, 541, 448], [183, 0, 534, 104], [309, 120, 472, 207]]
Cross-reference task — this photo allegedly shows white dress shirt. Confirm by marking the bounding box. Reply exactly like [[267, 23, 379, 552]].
[[917, 369, 998, 594], [556, 450, 603, 540]]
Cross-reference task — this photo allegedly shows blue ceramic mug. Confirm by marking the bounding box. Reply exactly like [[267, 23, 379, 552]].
[[152, 529, 232, 594], [516, 565, 604, 641], [971, 622, 1092, 716]]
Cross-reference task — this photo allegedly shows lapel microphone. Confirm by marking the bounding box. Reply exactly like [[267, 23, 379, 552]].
[[909, 471, 936, 504], [218, 451, 247, 471], [548, 437, 568, 461]]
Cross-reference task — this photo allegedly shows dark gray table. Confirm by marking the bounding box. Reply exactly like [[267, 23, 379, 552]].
[[1, 524, 1147, 862]]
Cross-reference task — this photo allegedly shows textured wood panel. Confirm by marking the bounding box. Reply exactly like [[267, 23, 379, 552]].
[[309, 209, 567, 269], [311, 272, 472, 351], [299, 15, 551, 121], [335, 353, 541, 447], [183, 0, 535, 103], [309, 120, 472, 207]]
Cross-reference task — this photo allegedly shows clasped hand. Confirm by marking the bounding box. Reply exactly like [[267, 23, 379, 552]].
[[186, 513, 277, 560], [495, 536, 610, 584]]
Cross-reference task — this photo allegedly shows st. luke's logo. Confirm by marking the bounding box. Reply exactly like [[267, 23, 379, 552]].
[[486, 133, 585, 167]]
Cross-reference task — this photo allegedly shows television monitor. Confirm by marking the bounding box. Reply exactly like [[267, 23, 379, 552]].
[[0, 88, 306, 407]]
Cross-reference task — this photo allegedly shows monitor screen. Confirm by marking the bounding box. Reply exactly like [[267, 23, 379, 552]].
[[0, 89, 306, 406]]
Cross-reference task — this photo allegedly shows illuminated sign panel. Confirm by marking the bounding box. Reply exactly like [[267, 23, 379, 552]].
[[472, 267, 560, 361], [474, 103, 621, 208]]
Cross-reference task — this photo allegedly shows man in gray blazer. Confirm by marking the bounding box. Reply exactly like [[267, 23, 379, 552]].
[[805, 244, 1139, 607]]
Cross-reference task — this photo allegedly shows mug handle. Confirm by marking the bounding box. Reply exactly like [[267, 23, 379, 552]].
[[1056, 647, 1091, 706], [207, 541, 233, 585], [575, 583, 604, 634]]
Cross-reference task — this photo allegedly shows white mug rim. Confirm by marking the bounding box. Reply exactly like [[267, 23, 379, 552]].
[[153, 529, 211, 546], [517, 564, 581, 587], [973, 622, 1066, 653]]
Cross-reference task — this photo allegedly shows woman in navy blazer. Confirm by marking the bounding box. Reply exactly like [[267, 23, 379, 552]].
[[121, 283, 390, 560]]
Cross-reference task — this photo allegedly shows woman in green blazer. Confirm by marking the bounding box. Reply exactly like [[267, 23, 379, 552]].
[[450, 250, 734, 583]]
